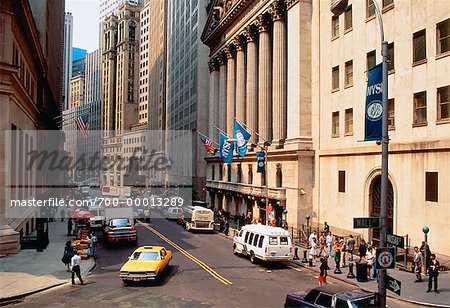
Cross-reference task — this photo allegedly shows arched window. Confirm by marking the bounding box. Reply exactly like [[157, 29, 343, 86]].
[[248, 164, 253, 184], [276, 164, 282, 188], [211, 165, 215, 180], [237, 164, 242, 183], [227, 164, 232, 182]]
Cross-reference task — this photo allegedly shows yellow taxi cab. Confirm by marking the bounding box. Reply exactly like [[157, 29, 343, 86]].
[[119, 246, 172, 284]]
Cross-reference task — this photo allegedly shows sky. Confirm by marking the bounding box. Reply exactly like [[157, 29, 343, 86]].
[[65, 0, 100, 53]]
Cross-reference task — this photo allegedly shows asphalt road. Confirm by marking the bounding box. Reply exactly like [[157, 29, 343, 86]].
[[13, 214, 414, 308]]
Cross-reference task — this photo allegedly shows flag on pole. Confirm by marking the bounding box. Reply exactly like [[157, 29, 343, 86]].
[[233, 120, 251, 157], [219, 132, 234, 163], [198, 133, 217, 154], [75, 113, 89, 137], [364, 63, 383, 141]]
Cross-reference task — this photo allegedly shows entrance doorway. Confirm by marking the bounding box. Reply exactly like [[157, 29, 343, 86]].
[[369, 175, 394, 246]]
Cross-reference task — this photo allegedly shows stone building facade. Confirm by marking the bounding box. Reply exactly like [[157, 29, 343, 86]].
[[201, 0, 313, 227], [312, 0, 450, 255]]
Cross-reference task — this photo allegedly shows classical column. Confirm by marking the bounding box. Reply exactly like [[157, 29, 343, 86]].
[[235, 37, 246, 124], [208, 59, 220, 140], [257, 15, 272, 144], [270, 1, 287, 146], [244, 26, 258, 145], [218, 53, 227, 132], [225, 45, 236, 136]]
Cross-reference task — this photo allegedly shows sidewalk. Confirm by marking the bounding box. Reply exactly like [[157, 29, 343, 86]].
[[0, 220, 95, 302], [291, 246, 450, 307]]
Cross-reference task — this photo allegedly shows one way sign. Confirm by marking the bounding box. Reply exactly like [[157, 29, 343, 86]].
[[387, 275, 401, 295]]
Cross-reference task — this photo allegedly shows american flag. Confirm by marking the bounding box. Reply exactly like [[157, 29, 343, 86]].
[[199, 133, 217, 154], [75, 113, 89, 137]]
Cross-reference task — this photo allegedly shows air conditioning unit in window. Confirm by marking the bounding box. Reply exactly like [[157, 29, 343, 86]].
[[330, 0, 349, 16]]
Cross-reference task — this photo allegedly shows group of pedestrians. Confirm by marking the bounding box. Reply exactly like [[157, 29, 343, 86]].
[[413, 241, 440, 293]]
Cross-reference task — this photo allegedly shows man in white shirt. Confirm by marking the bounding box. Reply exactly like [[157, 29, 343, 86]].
[[326, 232, 334, 257], [71, 251, 84, 285], [308, 230, 317, 247]]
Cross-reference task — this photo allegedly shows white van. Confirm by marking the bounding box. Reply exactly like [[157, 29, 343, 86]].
[[165, 207, 183, 220], [233, 225, 293, 263]]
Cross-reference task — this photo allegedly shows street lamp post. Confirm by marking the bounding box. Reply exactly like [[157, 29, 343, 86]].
[[331, 0, 389, 306]]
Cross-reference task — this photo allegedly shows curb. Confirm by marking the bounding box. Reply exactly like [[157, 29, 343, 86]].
[[290, 261, 450, 308], [216, 232, 233, 241], [0, 282, 66, 305]]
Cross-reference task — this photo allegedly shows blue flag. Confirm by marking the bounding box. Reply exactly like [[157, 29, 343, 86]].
[[364, 64, 383, 141], [219, 133, 234, 163], [233, 120, 251, 157]]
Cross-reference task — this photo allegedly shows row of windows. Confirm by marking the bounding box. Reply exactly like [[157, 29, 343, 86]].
[[210, 164, 283, 188], [338, 170, 439, 202], [331, 86, 449, 137]]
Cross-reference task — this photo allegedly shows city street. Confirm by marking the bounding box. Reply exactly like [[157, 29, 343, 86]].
[[12, 216, 412, 308]]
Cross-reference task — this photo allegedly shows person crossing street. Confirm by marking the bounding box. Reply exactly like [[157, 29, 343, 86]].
[[71, 251, 84, 285]]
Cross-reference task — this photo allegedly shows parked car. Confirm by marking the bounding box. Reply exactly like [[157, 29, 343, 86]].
[[104, 218, 137, 245], [164, 207, 183, 220], [284, 285, 377, 308], [233, 224, 293, 263], [119, 245, 172, 284]]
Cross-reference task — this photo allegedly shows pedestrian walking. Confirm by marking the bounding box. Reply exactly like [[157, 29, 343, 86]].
[[71, 251, 84, 285], [89, 232, 97, 257], [333, 240, 342, 274], [67, 219, 73, 236], [323, 222, 330, 233], [223, 218, 230, 236], [347, 235, 355, 261], [420, 241, 431, 275], [413, 246, 423, 282], [318, 232, 326, 257], [308, 230, 317, 247], [326, 231, 334, 257], [366, 246, 375, 279], [318, 257, 328, 286], [427, 254, 440, 293], [340, 238, 347, 267], [61, 240, 74, 271], [358, 239, 367, 260], [309, 238, 318, 264]]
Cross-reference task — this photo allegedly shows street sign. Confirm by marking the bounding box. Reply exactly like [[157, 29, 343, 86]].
[[387, 275, 401, 295], [376, 247, 396, 269], [386, 233, 405, 248], [353, 217, 380, 229]]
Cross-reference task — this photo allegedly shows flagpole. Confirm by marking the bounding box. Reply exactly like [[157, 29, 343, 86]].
[[213, 125, 231, 138], [198, 131, 220, 146], [234, 117, 270, 146]]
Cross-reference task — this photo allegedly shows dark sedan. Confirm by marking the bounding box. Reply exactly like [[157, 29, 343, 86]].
[[285, 284, 377, 308]]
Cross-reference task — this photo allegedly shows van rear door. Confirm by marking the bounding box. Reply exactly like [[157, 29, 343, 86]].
[[267, 236, 292, 257]]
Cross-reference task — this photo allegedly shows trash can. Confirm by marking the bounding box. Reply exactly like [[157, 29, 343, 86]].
[[356, 260, 368, 282]]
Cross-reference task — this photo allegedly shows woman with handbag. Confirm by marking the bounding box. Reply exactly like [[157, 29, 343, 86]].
[[61, 240, 74, 271]]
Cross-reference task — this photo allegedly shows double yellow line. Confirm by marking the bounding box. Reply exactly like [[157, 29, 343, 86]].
[[137, 221, 233, 286]]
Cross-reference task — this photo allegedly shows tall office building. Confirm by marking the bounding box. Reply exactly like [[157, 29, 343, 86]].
[[72, 47, 87, 77], [69, 75, 85, 109], [62, 12, 73, 111], [166, 0, 210, 199], [102, 2, 140, 186], [138, 0, 166, 153]]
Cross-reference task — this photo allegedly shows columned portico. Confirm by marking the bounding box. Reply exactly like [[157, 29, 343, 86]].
[[208, 60, 220, 139], [244, 26, 258, 145], [225, 46, 236, 136], [218, 54, 227, 132]]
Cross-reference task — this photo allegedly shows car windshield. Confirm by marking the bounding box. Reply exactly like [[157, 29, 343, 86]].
[[350, 296, 377, 308], [111, 219, 131, 227], [131, 251, 160, 260]]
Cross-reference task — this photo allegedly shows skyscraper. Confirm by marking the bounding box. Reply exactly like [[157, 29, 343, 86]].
[[62, 12, 73, 111]]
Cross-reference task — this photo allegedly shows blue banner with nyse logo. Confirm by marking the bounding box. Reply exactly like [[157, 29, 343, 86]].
[[233, 120, 251, 157], [364, 64, 383, 141], [219, 132, 234, 163]]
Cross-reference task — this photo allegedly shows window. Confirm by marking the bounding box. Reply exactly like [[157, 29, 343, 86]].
[[244, 231, 249, 243], [383, 0, 394, 8], [332, 16, 339, 39], [425, 172, 438, 202], [388, 98, 395, 130], [253, 234, 259, 246], [437, 86, 450, 120], [269, 237, 278, 245], [280, 237, 288, 245], [338, 170, 345, 193], [437, 18, 450, 55], [413, 29, 427, 63], [211, 165, 215, 180], [345, 60, 353, 86], [345, 108, 353, 134], [344, 5, 352, 31], [248, 165, 253, 184], [413, 91, 427, 124], [367, 50, 376, 71], [332, 66, 339, 90], [387, 42, 395, 71], [219, 164, 223, 180], [258, 236, 264, 248], [366, 0, 375, 19], [276, 165, 282, 188], [332, 111, 340, 136], [249, 233, 254, 244], [316, 293, 333, 307], [237, 164, 242, 183]]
